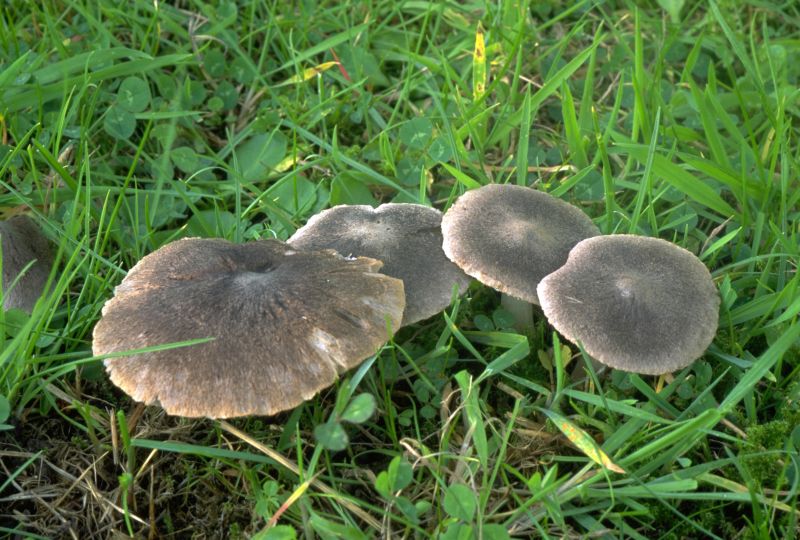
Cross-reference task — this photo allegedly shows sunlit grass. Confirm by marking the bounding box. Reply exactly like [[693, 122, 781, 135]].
[[0, 0, 798, 538]]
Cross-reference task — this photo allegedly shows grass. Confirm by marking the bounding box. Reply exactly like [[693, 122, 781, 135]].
[[1, 0, 799, 538]]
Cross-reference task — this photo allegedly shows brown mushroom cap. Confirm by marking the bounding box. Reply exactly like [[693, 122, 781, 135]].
[[441, 184, 599, 303], [93, 238, 405, 418], [1, 215, 52, 312], [537, 235, 720, 375], [289, 203, 471, 326]]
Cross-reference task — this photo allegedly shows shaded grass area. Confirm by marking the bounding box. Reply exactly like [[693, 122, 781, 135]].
[[1, 0, 799, 538]]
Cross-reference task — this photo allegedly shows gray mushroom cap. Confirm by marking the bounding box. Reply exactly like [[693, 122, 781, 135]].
[[93, 238, 405, 418], [1, 215, 52, 312], [537, 235, 720, 375], [441, 184, 600, 304], [289, 203, 471, 326]]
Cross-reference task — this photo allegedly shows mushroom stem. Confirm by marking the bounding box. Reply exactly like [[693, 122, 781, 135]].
[[501, 293, 535, 332]]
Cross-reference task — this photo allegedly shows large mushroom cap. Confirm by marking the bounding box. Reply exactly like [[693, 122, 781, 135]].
[[1, 215, 52, 312], [289, 203, 471, 326], [93, 238, 405, 418], [441, 184, 599, 303], [537, 235, 720, 375]]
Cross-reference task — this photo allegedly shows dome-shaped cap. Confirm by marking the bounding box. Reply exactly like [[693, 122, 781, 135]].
[[94, 238, 405, 418], [1, 215, 52, 312], [289, 203, 471, 326], [537, 235, 720, 375], [441, 184, 599, 303]]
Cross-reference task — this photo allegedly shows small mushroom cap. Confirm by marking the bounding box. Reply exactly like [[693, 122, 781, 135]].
[[94, 238, 405, 418], [289, 203, 471, 326], [1, 215, 52, 312], [441, 184, 599, 303], [537, 235, 720, 375]]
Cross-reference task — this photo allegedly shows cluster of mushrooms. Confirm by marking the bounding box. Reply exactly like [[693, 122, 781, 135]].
[[2, 183, 720, 420], [441, 185, 720, 375]]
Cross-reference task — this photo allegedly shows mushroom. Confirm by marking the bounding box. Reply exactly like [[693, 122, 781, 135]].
[[289, 203, 471, 326], [537, 235, 720, 375], [1, 215, 52, 312], [93, 238, 405, 418], [441, 184, 599, 330]]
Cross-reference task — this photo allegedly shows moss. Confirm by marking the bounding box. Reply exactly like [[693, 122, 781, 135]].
[[740, 410, 800, 488], [646, 500, 740, 538]]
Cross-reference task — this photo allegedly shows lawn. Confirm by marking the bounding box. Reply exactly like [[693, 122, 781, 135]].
[[1, 0, 799, 538]]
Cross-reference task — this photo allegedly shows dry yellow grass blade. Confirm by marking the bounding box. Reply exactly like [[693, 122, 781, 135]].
[[472, 23, 486, 99], [277, 61, 339, 86], [540, 409, 626, 474], [218, 420, 381, 530], [267, 474, 317, 527]]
